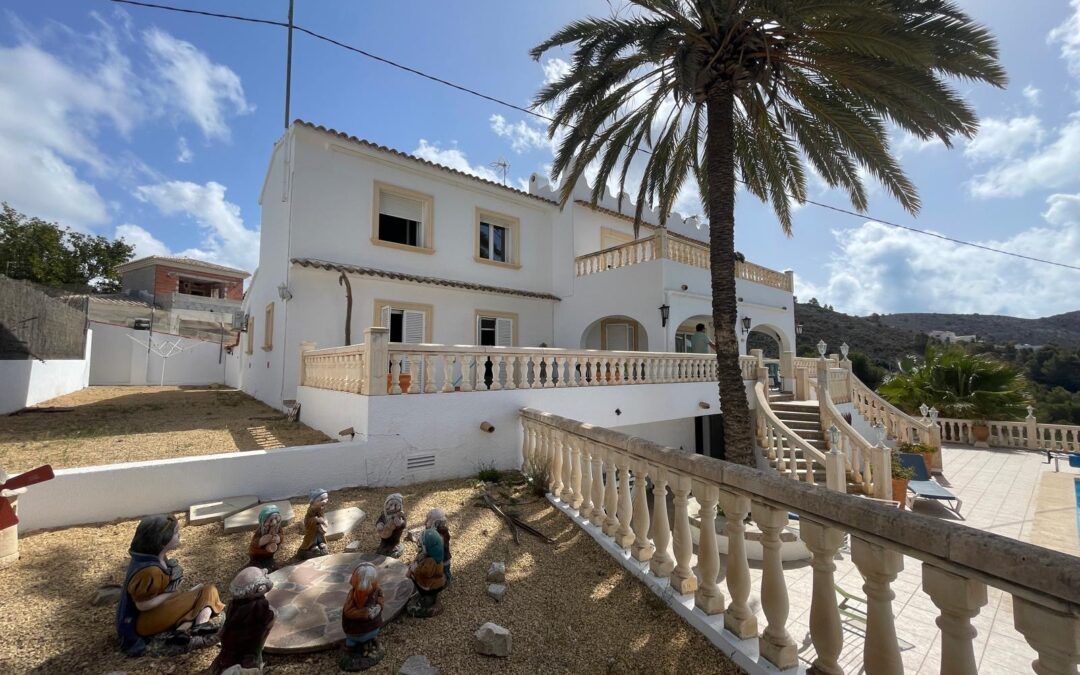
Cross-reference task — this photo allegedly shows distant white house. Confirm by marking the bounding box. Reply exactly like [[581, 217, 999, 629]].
[[928, 330, 977, 344]]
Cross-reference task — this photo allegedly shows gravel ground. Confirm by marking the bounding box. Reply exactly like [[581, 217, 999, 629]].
[[0, 386, 333, 471], [0, 478, 743, 675]]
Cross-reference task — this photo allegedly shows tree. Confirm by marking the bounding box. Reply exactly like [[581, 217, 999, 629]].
[[0, 203, 134, 293], [878, 345, 1029, 420], [533, 1, 1004, 465]]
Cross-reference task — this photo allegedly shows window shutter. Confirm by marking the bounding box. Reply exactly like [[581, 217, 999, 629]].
[[495, 317, 513, 346], [403, 310, 425, 344], [380, 305, 391, 331], [380, 191, 424, 223]]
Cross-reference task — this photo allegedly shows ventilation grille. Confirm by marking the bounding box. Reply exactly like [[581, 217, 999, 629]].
[[406, 454, 436, 471]]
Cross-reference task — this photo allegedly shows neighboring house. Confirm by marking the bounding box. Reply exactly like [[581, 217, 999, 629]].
[[928, 330, 977, 344], [116, 256, 250, 335], [236, 121, 797, 408]]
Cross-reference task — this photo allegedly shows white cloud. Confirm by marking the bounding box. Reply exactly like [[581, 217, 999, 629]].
[[964, 115, 1043, 162], [143, 28, 253, 140], [969, 114, 1080, 197], [176, 136, 193, 163], [489, 114, 549, 153], [800, 194, 1080, 317], [1049, 0, 1080, 78], [114, 223, 171, 258], [412, 139, 501, 182], [542, 57, 570, 85], [1023, 84, 1042, 107], [134, 180, 259, 272]]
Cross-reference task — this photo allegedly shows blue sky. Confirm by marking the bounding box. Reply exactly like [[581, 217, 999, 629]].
[[1, 0, 1078, 318]]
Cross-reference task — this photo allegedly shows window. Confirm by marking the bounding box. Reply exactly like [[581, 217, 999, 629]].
[[263, 303, 274, 350], [476, 311, 516, 347], [374, 300, 432, 343], [600, 318, 637, 350], [246, 314, 254, 354], [372, 182, 433, 252], [474, 209, 520, 268]]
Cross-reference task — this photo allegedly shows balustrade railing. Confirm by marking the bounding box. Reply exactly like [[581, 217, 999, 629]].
[[816, 369, 888, 499], [937, 417, 1080, 453], [573, 231, 793, 291], [753, 383, 837, 488], [521, 407, 1080, 675], [299, 343, 367, 394], [851, 375, 935, 446]]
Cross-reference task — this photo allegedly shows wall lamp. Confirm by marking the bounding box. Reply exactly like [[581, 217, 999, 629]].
[[817, 339, 827, 357], [277, 283, 293, 301], [659, 304, 670, 327], [338, 426, 355, 440], [741, 316, 752, 334], [796, 323, 804, 335]]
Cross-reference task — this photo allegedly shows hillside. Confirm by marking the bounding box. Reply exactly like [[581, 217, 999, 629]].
[[876, 310, 1080, 348], [791, 303, 925, 366]]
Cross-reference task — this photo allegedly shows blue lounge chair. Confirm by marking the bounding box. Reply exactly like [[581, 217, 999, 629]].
[[897, 453, 964, 519]]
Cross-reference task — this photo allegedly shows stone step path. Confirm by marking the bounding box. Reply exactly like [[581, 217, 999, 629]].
[[224, 500, 296, 533], [188, 495, 259, 526], [323, 507, 365, 541], [247, 425, 286, 449]]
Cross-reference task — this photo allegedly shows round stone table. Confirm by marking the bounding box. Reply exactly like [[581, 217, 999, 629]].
[[263, 552, 412, 654]]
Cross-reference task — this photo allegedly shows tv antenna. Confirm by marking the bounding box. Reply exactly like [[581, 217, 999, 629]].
[[490, 157, 510, 185]]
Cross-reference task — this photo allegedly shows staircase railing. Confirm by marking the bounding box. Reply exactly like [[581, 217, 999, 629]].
[[753, 382, 834, 487], [850, 374, 936, 447], [817, 370, 889, 499]]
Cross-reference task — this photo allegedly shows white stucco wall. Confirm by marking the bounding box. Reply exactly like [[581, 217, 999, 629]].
[[0, 330, 91, 414], [88, 322, 227, 386], [613, 418, 697, 453]]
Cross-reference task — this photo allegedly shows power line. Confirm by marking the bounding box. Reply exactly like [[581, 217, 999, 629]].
[[109, 0, 1080, 272]]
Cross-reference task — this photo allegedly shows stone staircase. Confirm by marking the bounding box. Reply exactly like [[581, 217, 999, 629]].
[[767, 399, 827, 483]]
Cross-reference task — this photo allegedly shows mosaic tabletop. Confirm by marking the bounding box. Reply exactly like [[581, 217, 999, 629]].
[[263, 552, 412, 654]]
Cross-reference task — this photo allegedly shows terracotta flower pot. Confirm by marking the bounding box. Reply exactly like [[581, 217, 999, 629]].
[[891, 478, 910, 509], [972, 424, 990, 443], [387, 373, 412, 393]]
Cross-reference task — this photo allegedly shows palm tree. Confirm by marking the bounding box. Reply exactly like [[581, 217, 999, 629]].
[[532, 1, 1005, 465], [879, 345, 1029, 420]]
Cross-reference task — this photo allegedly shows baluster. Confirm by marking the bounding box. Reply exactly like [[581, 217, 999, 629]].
[[577, 440, 593, 518], [504, 355, 517, 390], [719, 490, 757, 638], [460, 354, 475, 392], [789, 441, 799, 481], [423, 354, 437, 393], [549, 429, 564, 497], [589, 443, 606, 527], [602, 450, 620, 537], [568, 356, 579, 386], [753, 501, 798, 669], [851, 536, 904, 675], [522, 355, 535, 389], [1013, 595, 1080, 675], [545, 356, 557, 388], [801, 520, 846, 675], [389, 354, 402, 394], [520, 422, 533, 468], [441, 355, 454, 393], [560, 432, 574, 505], [615, 456, 635, 548], [648, 468, 675, 578], [693, 482, 724, 614], [922, 564, 987, 675], [631, 460, 654, 562], [669, 474, 697, 594]]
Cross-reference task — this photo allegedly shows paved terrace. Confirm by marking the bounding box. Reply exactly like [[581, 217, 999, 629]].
[[760, 445, 1077, 674]]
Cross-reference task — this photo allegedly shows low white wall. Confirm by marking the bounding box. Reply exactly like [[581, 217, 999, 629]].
[[17, 437, 425, 532], [89, 321, 226, 386], [0, 330, 91, 414]]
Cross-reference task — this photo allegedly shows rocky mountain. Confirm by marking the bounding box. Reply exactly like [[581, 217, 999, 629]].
[[791, 303, 926, 366], [875, 310, 1080, 348]]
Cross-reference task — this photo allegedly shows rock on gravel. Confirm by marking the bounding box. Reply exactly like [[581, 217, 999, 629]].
[[473, 622, 511, 657], [89, 584, 122, 607], [398, 654, 438, 674], [486, 561, 505, 583], [486, 583, 507, 602]]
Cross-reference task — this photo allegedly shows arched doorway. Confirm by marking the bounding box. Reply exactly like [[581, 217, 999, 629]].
[[745, 323, 789, 358], [673, 315, 713, 353], [579, 315, 649, 351]]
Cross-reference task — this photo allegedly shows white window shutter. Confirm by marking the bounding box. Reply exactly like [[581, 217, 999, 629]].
[[379, 191, 424, 223], [380, 305, 391, 331], [496, 317, 513, 346], [403, 310, 425, 344]]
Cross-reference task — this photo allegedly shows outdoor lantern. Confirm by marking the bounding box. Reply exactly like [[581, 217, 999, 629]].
[[796, 323, 803, 335], [1027, 405, 1035, 418], [741, 316, 752, 334], [840, 342, 849, 359], [928, 407, 939, 422], [919, 403, 929, 419], [817, 339, 827, 357], [659, 304, 670, 327], [874, 422, 886, 445], [828, 424, 841, 450]]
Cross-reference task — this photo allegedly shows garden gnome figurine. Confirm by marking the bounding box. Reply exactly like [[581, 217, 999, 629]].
[[425, 508, 451, 583], [298, 489, 330, 559], [209, 566, 276, 674], [339, 562, 385, 671], [405, 528, 446, 618], [247, 505, 283, 571], [375, 493, 406, 558], [116, 514, 225, 656]]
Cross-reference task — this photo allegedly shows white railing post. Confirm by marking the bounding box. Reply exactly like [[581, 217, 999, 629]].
[[669, 473, 697, 595], [753, 501, 798, 670], [693, 481, 724, 615], [362, 327, 389, 396], [922, 564, 987, 675], [589, 442, 606, 527], [1026, 407, 1040, 450], [1013, 596, 1080, 675], [851, 537, 905, 675], [602, 449, 620, 537], [568, 436, 583, 510], [577, 440, 593, 518], [719, 490, 757, 639], [615, 455, 635, 549], [631, 459, 654, 562], [549, 429, 564, 497], [648, 467, 675, 578], [870, 444, 892, 501], [780, 350, 795, 393], [801, 519, 846, 675], [298, 340, 316, 388]]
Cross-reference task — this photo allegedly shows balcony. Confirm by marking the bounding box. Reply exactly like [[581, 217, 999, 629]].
[[574, 230, 794, 293]]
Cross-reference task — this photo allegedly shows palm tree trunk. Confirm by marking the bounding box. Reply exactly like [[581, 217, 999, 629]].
[[706, 84, 755, 466]]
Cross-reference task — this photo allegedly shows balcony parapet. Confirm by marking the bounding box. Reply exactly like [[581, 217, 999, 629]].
[[574, 230, 793, 292]]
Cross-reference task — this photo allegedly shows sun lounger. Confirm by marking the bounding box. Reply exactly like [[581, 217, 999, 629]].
[[897, 453, 963, 519]]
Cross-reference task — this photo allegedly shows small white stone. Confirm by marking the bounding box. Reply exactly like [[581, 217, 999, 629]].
[[398, 654, 438, 675], [345, 540, 361, 552], [486, 561, 506, 583], [473, 622, 512, 657], [89, 585, 122, 607], [486, 583, 507, 602]]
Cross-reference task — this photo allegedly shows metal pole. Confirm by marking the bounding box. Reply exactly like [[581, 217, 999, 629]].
[[284, 0, 294, 128]]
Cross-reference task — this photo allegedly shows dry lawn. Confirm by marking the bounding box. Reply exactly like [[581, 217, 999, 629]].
[[0, 479, 743, 675], [0, 386, 333, 471]]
